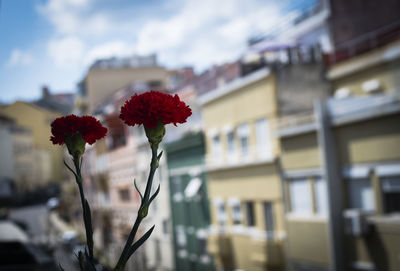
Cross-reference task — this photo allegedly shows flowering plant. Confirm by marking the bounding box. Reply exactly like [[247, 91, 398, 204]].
[[51, 115, 108, 156], [120, 90, 192, 129], [52, 91, 191, 271]]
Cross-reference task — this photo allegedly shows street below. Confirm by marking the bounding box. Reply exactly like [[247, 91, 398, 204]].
[[10, 204, 80, 271]]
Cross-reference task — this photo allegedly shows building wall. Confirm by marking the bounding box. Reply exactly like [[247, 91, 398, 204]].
[[0, 102, 62, 183], [278, 108, 400, 271], [335, 114, 400, 165], [286, 219, 330, 266], [86, 66, 168, 113], [280, 132, 321, 170], [275, 62, 330, 116], [327, 40, 400, 97], [329, 0, 400, 46], [202, 72, 285, 271], [203, 76, 277, 129], [0, 123, 15, 180], [12, 129, 34, 192]]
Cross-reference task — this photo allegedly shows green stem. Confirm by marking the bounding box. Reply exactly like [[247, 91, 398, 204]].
[[73, 154, 94, 261], [114, 144, 159, 271]]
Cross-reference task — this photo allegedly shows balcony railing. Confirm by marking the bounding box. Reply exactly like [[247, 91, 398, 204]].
[[276, 111, 316, 132], [206, 145, 274, 169], [325, 20, 400, 66]]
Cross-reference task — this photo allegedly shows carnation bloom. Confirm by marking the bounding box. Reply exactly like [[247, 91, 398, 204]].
[[119, 91, 192, 129], [50, 115, 108, 145]]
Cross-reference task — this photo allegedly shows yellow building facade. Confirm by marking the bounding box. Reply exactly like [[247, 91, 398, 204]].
[[277, 38, 400, 271], [200, 68, 285, 271], [81, 65, 168, 113], [0, 102, 63, 184]]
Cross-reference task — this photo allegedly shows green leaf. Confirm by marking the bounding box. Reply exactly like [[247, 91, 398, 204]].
[[126, 225, 155, 259], [148, 184, 160, 206], [84, 199, 94, 259], [63, 159, 77, 178], [133, 178, 143, 201]]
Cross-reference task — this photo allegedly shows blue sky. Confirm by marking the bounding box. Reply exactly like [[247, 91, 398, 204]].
[[0, 0, 316, 103]]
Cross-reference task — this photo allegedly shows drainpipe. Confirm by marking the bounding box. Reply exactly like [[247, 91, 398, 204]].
[[315, 99, 345, 271]]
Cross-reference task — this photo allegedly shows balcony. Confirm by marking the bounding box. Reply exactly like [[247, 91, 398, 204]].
[[206, 145, 275, 170], [276, 94, 400, 137], [276, 111, 316, 138]]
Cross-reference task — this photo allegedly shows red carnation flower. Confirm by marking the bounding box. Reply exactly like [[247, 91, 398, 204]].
[[50, 114, 108, 145], [119, 91, 192, 129]]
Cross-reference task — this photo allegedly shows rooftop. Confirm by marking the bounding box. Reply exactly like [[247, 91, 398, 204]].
[[90, 54, 158, 69]]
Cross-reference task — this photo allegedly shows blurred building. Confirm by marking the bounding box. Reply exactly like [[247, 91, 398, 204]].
[[272, 1, 400, 270], [35, 86, 75, 115], [11, 125, 51, 194], [199, 68, 285, 271], [76, 54, 169, 114], [165, 131, 215, 271], [277, 95, 400, 271], [0, 102, 62, 185], [0, 115, 16, 181], [0, 112, 52, 195], [167, 67, 196, 91]]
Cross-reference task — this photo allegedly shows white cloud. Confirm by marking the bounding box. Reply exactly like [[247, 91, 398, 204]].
[[47, 36, 85, 67], [136, 0, 283, 70], [38, 0, 286, 71], [37, 0, 110, 36], [7, 49, 34, 67]]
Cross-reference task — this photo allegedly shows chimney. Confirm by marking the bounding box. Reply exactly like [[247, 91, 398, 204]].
[[42, 86, 50, 98]]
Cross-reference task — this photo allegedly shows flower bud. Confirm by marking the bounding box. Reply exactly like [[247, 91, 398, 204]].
[[144, 120, 166, 148], [64, 133, 86, 157]]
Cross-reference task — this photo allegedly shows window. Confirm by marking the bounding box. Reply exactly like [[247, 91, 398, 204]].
[[215, 200, 227, 226], [118, 188, 131, 201], [314, 177, 328, 215], [227, 130, 235, 154], [162, 219, 169, 234], [348, 179, 375, 211], [148, 80, 162, 88], [172, 176, 182, 194], [230, 200, 242, 225], [237, 124, 250, 157], [110, 132, 126, 149], [245, 201, 255, 227], [176, 226, 186, 247], [289, 178, 312, 214], [381, 177, 400, 213], [198, 238, 207, 255], [212, 134, 222, 161], [263, 202, 274, 239], [255, 118, 272, 159]]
